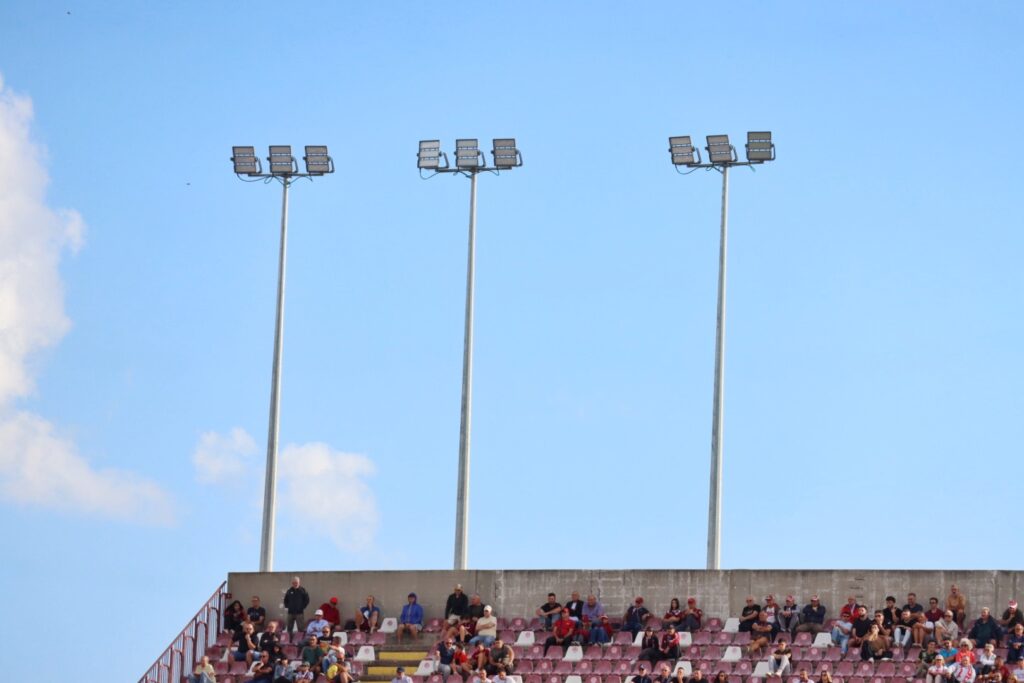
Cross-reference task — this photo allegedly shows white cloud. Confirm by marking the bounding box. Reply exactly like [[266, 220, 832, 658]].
[[192, 427, 258, 484], [0, 74, 175, 524]]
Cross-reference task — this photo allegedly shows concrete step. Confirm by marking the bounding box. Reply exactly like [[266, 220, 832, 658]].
[[378, 651, 429, 662]]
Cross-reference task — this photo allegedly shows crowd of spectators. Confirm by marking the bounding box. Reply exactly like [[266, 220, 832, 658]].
[[199, 579, 1024, 683]]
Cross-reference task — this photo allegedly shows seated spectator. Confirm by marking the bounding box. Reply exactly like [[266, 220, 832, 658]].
[[768, 638, 793, 678], [325, 659, 355, 683], [470, 669, 492, 683], [763, 595, 780, 635], [434, 637, 458, 680], [588, 614, 613, 645], [319, 597, 341, 630], [248, 651, 275, 683], [653, 663, 672, 683], [713, 671, 730, 683], [663, 598, 684, 629], [634, 664, 653, 683], [485, 638, 514, 675], [451, 643, 473, 680], [958, 639, 978, 665], [657, 625, 682, 663], [470, 642, 490, 671], [322, 634, 346, 673], [583, 594, 605, 623], [272, 656, 293, 682], [671, 665, 688, 683], [778, 596, 800, 636], [681, 597, 703, 632], [739, 596, 762, 633], [948, 586, 968, 629], [926, 598, 946, 642], [1001, 601, 1024, 632], [882, 596, 901, 630], [536, 593, 562, 629], [970, 609, 1001, 647], [1007, 623, 1024, 663], [749, 612, 774, 656], [861, 624, 893, 661], [848, 607, 873, 651], [301, 636, 323, 673], [926, 655, 951, 683], [1011, 658, 1024, 682], [233, 622, 259, 667], [306, 609, 330, 638], [832, 613, 854, 654], [688, 669, 706, 683], [873, 611, 893, 645], [544, 608, 577, 655], [622, 597, 651, 637], [795, 670, 811, 683], [467, 594, 486, 623], [445, 584, 469, 626], [840, 596, 861, 624], [940, 638, 960, 662], [917, 640, 941, 677], [494, 669, 515, 683], [258, 621, 280, 654], [565, 592, 585, 622], [224, 600, 246, 636], [906, 594, 926, 616], [977, 644, 998, 676], [469, 606, 498, 647], [355, 596, 381, 633], [638, 626, 660, 662], [796, 596, 826, 635], [894, 609, 917, 648], [393, 666, 414, 683], [818, 670, 835, 683], [248, 596, 267, 633], [949, 653, 978, 683], [295, 661, 315, 682], [188, 655, 216, 683], [937, 611, 961, 645], [396, 593, 424, 643]]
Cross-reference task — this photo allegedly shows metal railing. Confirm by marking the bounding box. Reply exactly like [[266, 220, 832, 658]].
[[139, 581, 227, 683]]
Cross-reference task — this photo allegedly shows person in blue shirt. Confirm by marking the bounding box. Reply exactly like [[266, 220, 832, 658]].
[[356, 595, 382, 633], [397, 592, 425, 643]]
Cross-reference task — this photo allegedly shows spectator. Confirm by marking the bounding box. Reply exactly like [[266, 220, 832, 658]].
[[926, 598, 946, 642], [588, 615, 613, 645], [355, 596, 381, 633], [840, 596, 861, 624], [768, 638, 793, 678], [583, 595, 606, 623], [818, 670, 835, 683], [224, 600, 246, 636], [301, 636, 323, 673], [469, 606, 498, 647], [1011, 658, 1024, 682], [325, 659, 354, 683], [396, 593, 424, 643], [831, 613, 854, 654], [536, 593, 562, 629], [882, 596, 901, 630], [657, 625, 682, 664], [233, 622, 258, 667], [689, 670, 706, 683], [470, 643, 490, 672], [654, 663, 673, 683], [671, 665, 688, 683], [860, 624, 893, 661], [295, 661, 315, 682], [713, 672, 730, 683], [284, 577, 310, 634], [495, 669, 515, 683], [434, 637, 458, 681], [319, 597, 341, 630], [796, 595, 826, 635], [936, 611, 961, 644], [795, 670, 812, 683], [188, 655, 216, 683], [940, 638, 960, 662], [1007, 623, 1024, 664], [849, 607, 873, 652], [1001, 601, 1024, 632], [948, 586, 968, 629], [544, 608, 577, 655], [451, 643, 473, 680], [739, 596, 762, 633], [565, 592, 585, 622], [970, 608, 1001, 647], [917, 641, 941, 677], [306, 609, 330, 638], [272, 657, 293, 682], [445, 584, 470, 626], [894, 609, 917, 649], [906, 594, 926, 616], [322, 634, 346, 673], [392, 666, 414, 683], [872, 611, 893, 646], [763, 595, 780, 634], [681, 597, 703, 632], [467, 594, 486, 622], [926, 655, 951, 683], [247, 596, 267, 633], [663, 598, 684, 629], [958, 639, 978, 665], [470, 669, 491, 683], [749, 612, 773, 656], [639, 626, 660, 662], [248, 651, 274, 683], [949, 653, 978, 683], [977, 644, 997, 676], [485, 638, 514, 675], [622, 597, 651, 637], [634, 664, 653, 683], [258, 620, 280, 654], [778, 596, 800, 636]]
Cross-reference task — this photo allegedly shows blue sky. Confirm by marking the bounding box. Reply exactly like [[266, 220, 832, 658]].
[[1, 1, 1022, 680]]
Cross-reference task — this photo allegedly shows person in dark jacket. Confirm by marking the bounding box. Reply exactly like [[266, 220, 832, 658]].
[[445, 584, 470, 625], [796, 596, 827, 635], [969, 608, 1002, 647], [284, 576, 311, 634]]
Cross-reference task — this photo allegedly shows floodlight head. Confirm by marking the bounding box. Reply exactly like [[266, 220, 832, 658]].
[[668, 136, 700, 166], [418, 140, 444, 169], [491, 138, 521, 169], [455, 138, 482, 169], [231, 146, 262, 175], [303, 145, 334, 175], [268, 145, 296, 176], [705, 135, 736, 164], [745, 131, 775, 162]]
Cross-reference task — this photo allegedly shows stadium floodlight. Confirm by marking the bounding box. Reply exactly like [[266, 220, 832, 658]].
[[303, 146, 334, 175], [232, 146, 261, 175], [418, 140, 444, 169], [455, 139, 483, 169], [745, 131, 775, 162], [268, 145, 296, 176], [491, 138, 521, 169], [668, 136, 700, 166], [705, 135, 736, 164]]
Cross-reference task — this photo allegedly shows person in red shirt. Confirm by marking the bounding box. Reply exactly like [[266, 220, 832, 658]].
[[543, 608, 577, 656], [319, 597, 341, 629], [657, 625, 682, 663], [682, 598, 703, 632], [839, 596, 861, 623]]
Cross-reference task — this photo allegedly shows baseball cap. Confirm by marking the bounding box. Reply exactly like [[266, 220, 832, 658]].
[[1011, 600, 1019, 608], [687, 597, 697, 604], [330, 597, 338, 604], [635, 597, 644, 604], [811, 595, 819, 601], [315, 609, 324, 616]]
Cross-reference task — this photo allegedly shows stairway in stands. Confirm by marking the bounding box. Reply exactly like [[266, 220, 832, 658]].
[[363, 642, 431, 683]]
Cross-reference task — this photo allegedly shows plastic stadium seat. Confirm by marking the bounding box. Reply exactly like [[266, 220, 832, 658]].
[[517, 632, 536, 647], [604, 646, 624, 661], [685, 646, 701, 660], [500, 631, 516, 644], [805, 647, 823, 662], [379, 617, 398, 634], [733, 632, 750, 646], [723, 619, 740, 634], [728, 676, 742, 683], [844, 648, 862, 661], [633, 633, 645, 647], [545, 675, 561, 683], [836, 662, 854, 676], [693, 632, 712, 645], [856, 662, 874, 676], [752, 662, 770, 678], [216, 631, 234, 647], [564, 675, 582, 683], [525, 675, 542, 683], [897, 663, 916, 677], [715, 662, 734, 674], [614, 632, 633, 645], [625, 646, 641, 658], [812, 633, 832, 649], [228, 660, 248, 675], [815, 663, 834, 676], [576, 661, 594, 674], [870, 677, 886, 683], [536, 661, 553, 674], [497, 618, 509, 630], [368, 632, 387, 645], [582, 647, 602, 661], [594, 661, 612, 675], [564, 645, 584, 663], [705, 645, 722, 660], [735, 661, 753, 676], [794, 633, 813, 647], [707, 619, 724, 632], [214, 660, 229, 675], [877, 662, 896, 676], [715, 632, 734, 645], [648, 619, 663, 631], [678, 632, 693, 647], [554, 661, 574, 674], [414, 660, 437, 676], [511, 618, 528, 631], [528, 619, 543, 630], [354, 645, 376, 662], [585, 676, 602, 683], [722, 646, 742, 663], [613, 661, 632, 675], [528, 645, 545, 660], [604, 676, 622, 683], [673, 661, 693, 677], [350, 632, 367, 645], [850, 677, 866, 683], [824, 647, 842, 662]]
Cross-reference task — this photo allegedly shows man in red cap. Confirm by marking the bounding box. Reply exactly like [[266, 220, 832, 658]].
[[319, 596, 341, 630], [1001, 600, 1024, 632], [681, 597, 703, 632], [622, 597, 651, 637]]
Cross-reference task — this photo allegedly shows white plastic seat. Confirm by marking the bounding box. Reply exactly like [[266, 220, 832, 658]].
[[379, 617, 398, 634], [565, 676, 583, 683], [515, 631, 535, 647], [812, 632, 832, 649], [673, 662, 693, 677], [564, 645, 584, 662], [677, 632, 693, 647], [633, 632, 645, 646], [753, 662, 771, 678], [723, 618, 740, 634], [354, 645, 376, 662], [722, 646, 742, 663], [332, 631, 349, 645], [414, 660, 437, 676]]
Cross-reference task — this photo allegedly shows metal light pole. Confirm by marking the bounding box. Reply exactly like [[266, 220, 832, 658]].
[[667, 132, 775, 570], [230, 145, 335, 572], [417, 138, 523, 570]]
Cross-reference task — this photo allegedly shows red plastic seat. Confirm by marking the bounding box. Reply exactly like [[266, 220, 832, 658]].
[[850, 677, 866, 683], [576, 661, 594, 674], [604, 646, 624, 661], [733, 632, 751, 645], [511, 618, 528, 631], [228, 660, 248, 675], [613, 660, 632, 675], [686, 646, 702, 659], [524, 675, 542, 683], [815, 662, 834, 676], [794, 633, 813, 647], [594, 661, 613, 675], [614, 632, 633, 645], [693, 632, 712, 645], [707, 619, 723, 632], [500, 631, 516, 643], [715, 633, 733, 645], [554, 661, 574, 674], [584, 676, 602, 683], [517, 661, 535, 674], [735, 661, 752, 675], [836, 661, 854, 676], [856, 662, 874, 676], [897, 662, 916, 677], [535, 661, 553, 674], [825, 647, 843, 662], [877, 662, 896, 677]]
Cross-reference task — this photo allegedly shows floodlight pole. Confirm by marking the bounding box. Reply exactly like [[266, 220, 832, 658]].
[[707, 166, 727, 571], [454, 171, 477, 571]]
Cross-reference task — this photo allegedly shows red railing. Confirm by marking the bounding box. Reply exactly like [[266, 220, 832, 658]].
[[139, 580, 227, 683]]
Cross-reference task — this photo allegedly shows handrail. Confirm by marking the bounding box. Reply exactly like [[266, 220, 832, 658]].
[[139, 580, 227, 683]]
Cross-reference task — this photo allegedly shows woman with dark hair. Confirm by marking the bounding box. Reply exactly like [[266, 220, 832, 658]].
[[664, 599, 684, 629], [713, 672, 729, 683], [225, 600, 246, 635]]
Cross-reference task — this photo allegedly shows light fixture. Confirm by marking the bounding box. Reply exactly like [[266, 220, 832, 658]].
[[418, 140, 444, 169], [705, 135, 736, 164], [303, 145, 333, 175], [668, 136, 700, 166], [232, 146, 261, 175], [745, 131, 775, 162], [491, 138, 520, 169], [455, 139, 482, 169], [268, 145, 296, 176]]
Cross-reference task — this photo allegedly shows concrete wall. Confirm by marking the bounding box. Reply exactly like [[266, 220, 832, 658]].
[[227, 570, 1022, 627]]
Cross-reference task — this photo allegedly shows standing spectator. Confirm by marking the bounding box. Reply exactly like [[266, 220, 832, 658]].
[[537, 593, 562, 629], [392, 666, 414, 683], [749, 612, 774, 656], [768, 638, 793, 678], [565, 592, 585, 622], [926, 655, 950, 683], [663, 598, 684, 630], [544, 608, 577, 655], [583, 595, 606, 623], [396, 593, 424, 643], [739, 597, 762, 633], [622, 597, 651, 637], [284, 577, 310, 634], [1000, 601, 1024, 632], [1007, 623, 1024, 664], [355, 596, 381, 633], [306, 610, 330, 638], [682, 597, 703, 632], [319, 597, 341, 630], [936, 611, 961, 644], [445, 585, 469, 627], [247, 596, 267, 633], [947, 586, 968, 629], [778, 596, 800, 636], [469, 606, 498, 647], [796, 596, 826, 635], [189, 655, 216, 683], [970, 608, 1002, 647]]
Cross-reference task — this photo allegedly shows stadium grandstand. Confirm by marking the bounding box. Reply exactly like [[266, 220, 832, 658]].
[[139, 570, 1024, 683]]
